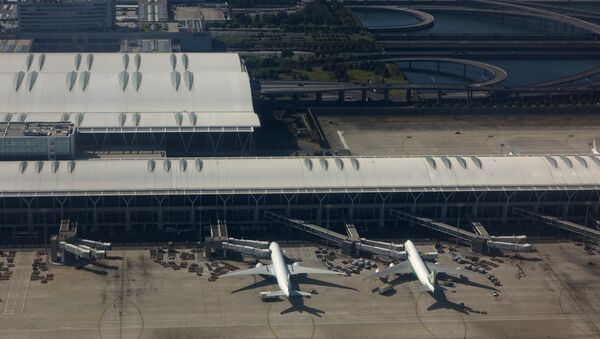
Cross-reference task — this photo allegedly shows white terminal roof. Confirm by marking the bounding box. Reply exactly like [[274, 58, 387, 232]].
[[1, 155, 599, 197], [0, 52, 259, 133]]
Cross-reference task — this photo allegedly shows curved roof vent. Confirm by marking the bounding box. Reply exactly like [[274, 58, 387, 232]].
[[66, 71, 77, 92], [170, 53, 177, 71], [75, 113, 85, 127], [182, 53, 189, 70], [304, 158, 313, 170], [175, 112, 183, 126], [79, 71, 90, 91], [27, 71, 38, 91], [67, 160, 76, 173], [19, 161, 27, 174], [189, 112, 197, 126], [441, 157, 452, 169], [134, 53, 141, 71], [2, 113, 12, 122], [61, 113, 70, 122], [335, 158, 344, 170], [559, 155, 573, 169], [26, 53, 34, 71], [319, 158, 329, 170], [470, 156, 483, 169], [455, 156, 467, 169], [171, 71, 181, 91], [35, 161, 43, 173], [574, 156, 588, 168], [118, 113, 126, 126], [122, 54, 129, 70], [180, 159, 187, 172], [591, 156, 600, 167], [51, 161, 59, 173], [545, 156, 558, 168], [38, 54, 45, 71], [350, 157, 360, 170], [163, 159, 171, 172], [132, 113, 140, 126], [183, 71, 193, 91], [74, 53, 82, 70], [132, 71, 142, 91], [14, 71, 25, 91], [147, 159, 156, 172], [195, 159, 203, 172], [86, 54, 94, 71], [425, 157, 437, 170], [119, 71, 129, 91], [18, 113, 27, 122]]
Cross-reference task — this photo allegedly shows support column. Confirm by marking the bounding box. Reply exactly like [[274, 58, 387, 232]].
[[378, 193, 391, 229], [153, 195, 166, 231], [362, 89, 367, 103], [120, 196, 133, 233], [502, 192, 516, 225], [316, 92, 322, 104], [88, 197, 100, 233], [562, 192, 576, 218], [338, 90, 344, 105], [384, 88, 390, 103]]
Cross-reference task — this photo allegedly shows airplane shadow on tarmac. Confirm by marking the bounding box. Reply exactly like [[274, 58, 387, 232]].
[[230, 274, 358, 317], [383, 273, 492, 315]]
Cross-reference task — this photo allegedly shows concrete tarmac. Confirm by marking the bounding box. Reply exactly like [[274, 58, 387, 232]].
[[0, 242, 599, 339], [318, 113, 600, 156]]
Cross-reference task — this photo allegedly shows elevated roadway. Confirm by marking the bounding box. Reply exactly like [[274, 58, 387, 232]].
[[533, 66, 600, 87], [347, 6, 434, 32], [467, 0, 600, 36], [351, 3, 600, 36]]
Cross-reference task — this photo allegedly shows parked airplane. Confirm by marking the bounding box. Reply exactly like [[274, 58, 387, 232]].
[[221, 242, 344, 298], [364, 240, 475, 292]]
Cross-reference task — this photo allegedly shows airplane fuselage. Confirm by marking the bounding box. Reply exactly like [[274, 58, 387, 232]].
[[405, 240, 436, 292], [269, 242, 292, 297]]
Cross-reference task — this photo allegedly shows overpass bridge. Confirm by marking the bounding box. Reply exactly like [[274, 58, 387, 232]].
[[350, 3, 600, 37]]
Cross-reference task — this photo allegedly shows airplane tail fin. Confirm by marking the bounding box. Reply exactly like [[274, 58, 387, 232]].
[[429, 269, 437, 285]]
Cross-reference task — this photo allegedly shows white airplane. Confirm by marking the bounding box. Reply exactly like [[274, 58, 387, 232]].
[[364, 240, 474, 293], [221, 242, 344, 298]]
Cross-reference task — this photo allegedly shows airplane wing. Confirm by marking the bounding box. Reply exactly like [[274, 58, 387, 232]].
[[287, 264, 344, 276], [363, 260, 412, 280], [220, 265, 275, 277], [425, 262, 478, 278]]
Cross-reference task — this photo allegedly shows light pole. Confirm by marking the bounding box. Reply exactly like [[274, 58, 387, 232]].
[[41, 208, 48, 263], [326, 204, 331, 249]]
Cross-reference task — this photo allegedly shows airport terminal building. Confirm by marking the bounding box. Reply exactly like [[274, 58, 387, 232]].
[[0, 52, 260, 156], [0, 155, 598, 240]]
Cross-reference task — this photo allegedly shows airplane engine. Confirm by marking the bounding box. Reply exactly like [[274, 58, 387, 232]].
[[292, 262, 300, 267], [255, 263, 264, 268]]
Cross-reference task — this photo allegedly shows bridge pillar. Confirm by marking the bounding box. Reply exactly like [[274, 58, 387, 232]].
[[437, 89, 442, 103], [338, 90, 344, 105], [384, 88, 390, 103], [406, 89, 411, 103], [463, 64, 467, 77], [361, 89, 368, 103], [436, 62, 441, 73], [316, 92, 322, 104]]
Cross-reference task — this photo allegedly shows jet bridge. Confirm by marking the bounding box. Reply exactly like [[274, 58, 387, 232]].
[[390, 210, 477, 242], [264, 212, 420, 259], [514, 208, 600, 243], [221, 238, 271, 258], [264, 211, 349, 245], [392, 210, 532, 253]]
